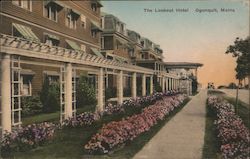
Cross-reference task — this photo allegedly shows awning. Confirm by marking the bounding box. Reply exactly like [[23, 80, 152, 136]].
[[12, 23, 40, 42], [20, 69, 35, 76], [44, 0, 64, 8], [44, 33, 59, 41], [90, 48, 104, 58], [66, 8, 80, 17], [65, 39, 80, 50], [91, 1, 103, 7], [43, 71, 60, 76], [91, 20, 103, 32], [114, 56, 127, 63]]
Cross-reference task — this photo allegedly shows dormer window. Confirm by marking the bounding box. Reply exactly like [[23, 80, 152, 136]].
[[12, 0, 32, 11], [66, 9, 80, 29], [91, 3, 97, 12], [44, 1, 63, 22]]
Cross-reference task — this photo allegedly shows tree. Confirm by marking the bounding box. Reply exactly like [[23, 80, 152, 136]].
[[226, 36, 250, 112], [228, 82, 237, 89]]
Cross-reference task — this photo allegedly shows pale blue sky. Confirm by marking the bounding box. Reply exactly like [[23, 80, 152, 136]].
[[102, 0, 249, 86]]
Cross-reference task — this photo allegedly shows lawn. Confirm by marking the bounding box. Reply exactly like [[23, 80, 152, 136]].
[[12, 98, 190, 159], [202, 101, 221, 159], [203, 90, 250, 158], [22, 106, 95, 126]]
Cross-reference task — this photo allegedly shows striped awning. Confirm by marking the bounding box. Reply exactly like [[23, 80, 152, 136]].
[[91, 20, 103, 32], [44, 0, 64, 8], [65, 39, 80, 50], [12, 23, 40, 42], [90, 48, 104, 58], [43, 71, 60, 76], [20, 69, 35, 76], [44, 33, 59, 41]]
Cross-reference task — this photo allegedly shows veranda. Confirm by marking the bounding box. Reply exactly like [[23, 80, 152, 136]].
[[0, 34, 189, 134]]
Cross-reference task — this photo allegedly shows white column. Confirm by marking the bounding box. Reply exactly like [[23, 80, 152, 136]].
[[97, 68, 104, 111], [150, 75, 153, 94], [172, 78, 174, 90], [65, 63, 73, 118], [162, 77, 165, 92], [174, 79, 177, 90], [142, 74, 146, 96], [132, 72, 137, 98], [173, 79, 175, 90], [166, 77, 169, 91], [1, 54, 12, 132], [117, 70, 123, 105], [190, 80, 192, 95], [169, 78, 172, 90]]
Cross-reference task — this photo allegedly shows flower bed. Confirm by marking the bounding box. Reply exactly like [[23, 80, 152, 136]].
[[1, 91, 181, 157], [84, 94, 187, 154], [63, 91, 180, 127], [1, 122, 56, 157], [207, 96, 250, 159]]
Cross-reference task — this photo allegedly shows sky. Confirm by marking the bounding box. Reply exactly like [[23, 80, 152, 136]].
[[101, 0, 249, 87]]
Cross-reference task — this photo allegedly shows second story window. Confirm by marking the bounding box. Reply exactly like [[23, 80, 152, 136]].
[[66, 9, 80, 29], [91, 3, 97, 12], [44, 33, 60, 46], [91, 31, 97, 38], [44, 1, 63, 22], [12, 0, 32, 11]]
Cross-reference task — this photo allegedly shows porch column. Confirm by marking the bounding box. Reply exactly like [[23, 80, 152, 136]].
[[162, 77, 165, 92], [97, 68, 104, 111], [117, 70, 123, 105], [132, 72, 137, 98], [142, 74, 146, 96], [1, 54, 12, 133], [150, 75, 153, 94], [174, 79, 177, 90], [172, 78, 174, 90], [169, 78, 172, 90], [166, 77, 169, 91], [65, 63, 73, 118], [190, 80, 192, 95]]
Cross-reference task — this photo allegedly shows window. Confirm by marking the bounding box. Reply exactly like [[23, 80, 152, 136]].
[[91, 30, 97, 38], [44, 33, 59, 46], [80, 44, 86, 52], [101, 37, 104, 49], [48, 76, 59, 85], [66, 12, 78, 29], [44, 3, 58, 22], [80, 14, 86, 29], [21, 76, 32, 96], [91, 3, 97, 12], [12, 0, 32, 11]]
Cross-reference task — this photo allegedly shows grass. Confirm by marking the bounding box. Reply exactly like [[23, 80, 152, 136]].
[[12, 98, 190, 159], [202, 101, 221, 159], [207, 89, 249, 129], [22, 106, 95, 126], [203, 90, 250, 158], [223, 96, 250, 129]]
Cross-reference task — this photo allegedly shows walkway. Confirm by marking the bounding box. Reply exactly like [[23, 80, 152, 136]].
[[133, 90, 207, 159], [220, 89, 249, 105]]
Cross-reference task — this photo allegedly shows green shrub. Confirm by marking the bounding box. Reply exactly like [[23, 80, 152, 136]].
[[76, 75, 97, 108], [21, 96, 43, 117], [105, 87, 117, 100], [40, 77, 60, 113]]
